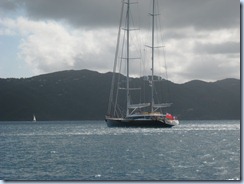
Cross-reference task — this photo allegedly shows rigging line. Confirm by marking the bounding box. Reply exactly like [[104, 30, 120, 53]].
[[152, 3, 166, 79], [153, 0, 166, 79], [155, 0, 170, 96], [119, 5, 129, 76], [129, 6, 142, 68], [155, 0, 171, 105], [115, 5, 133, 117], [129, 1, 144, 106], [152, 0, 167, 113], [107, 0, 125, 115], [157, 3, 166, 46], [138, 10, 146, 79], [155, 4, 165, 79], [163, 47, 171, 104], [113, 13, 127, 117], [163, 47, 168, 81], [157, 1, 170, 104], [126, 1, 142, 112], [114, 27, 127, 117], [141, 48, 147, 105], [113, 7, 126, 116]]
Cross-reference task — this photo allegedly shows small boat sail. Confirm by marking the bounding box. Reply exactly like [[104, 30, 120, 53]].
[[33, 114, 36, 122], [105, 0, 179, 127]]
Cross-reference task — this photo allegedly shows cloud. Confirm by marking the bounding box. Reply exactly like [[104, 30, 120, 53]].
[[153, 28, 240, 83], [194, 41, 240, 54], [179, 55, 240, 82], [0, 0, 240, 83], [0, 0, 17, 11], [1, 0, 121, 28], [159, 0, 239, 30], [0, 0, 240, 31], [0, 17, 117, 75]]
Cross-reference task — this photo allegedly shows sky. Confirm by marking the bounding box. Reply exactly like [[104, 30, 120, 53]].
[[0, 0, 240, 83]]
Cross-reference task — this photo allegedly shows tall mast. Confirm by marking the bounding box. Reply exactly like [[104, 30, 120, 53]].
[[126, 0, 130, 116], [107, 1, 124, 116], [150, 0, 155, 113]]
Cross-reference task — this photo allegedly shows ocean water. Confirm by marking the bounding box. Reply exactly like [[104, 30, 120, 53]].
[[0, 120, 240, 181]]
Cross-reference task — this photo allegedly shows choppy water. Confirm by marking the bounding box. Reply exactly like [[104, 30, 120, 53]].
[[0, 120, 240, 181]]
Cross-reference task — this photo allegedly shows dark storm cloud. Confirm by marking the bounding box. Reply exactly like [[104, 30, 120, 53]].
[[158, 0, 240, 30], [14, 0, 122, 28], [1, 0, 240, 30], [0, 0, 17, 11], [0, 0, 240, 82], [194, 41, 240, 54]]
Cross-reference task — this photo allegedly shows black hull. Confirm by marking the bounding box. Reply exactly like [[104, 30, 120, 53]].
[[105, 118, 174, 128]]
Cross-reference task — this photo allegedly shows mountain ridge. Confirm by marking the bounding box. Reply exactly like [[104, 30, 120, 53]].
[[0, 70, 240, 121]]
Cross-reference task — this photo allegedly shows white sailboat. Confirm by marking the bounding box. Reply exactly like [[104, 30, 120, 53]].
[[105, 0, 179, 127], [33, 114, 36, 122]]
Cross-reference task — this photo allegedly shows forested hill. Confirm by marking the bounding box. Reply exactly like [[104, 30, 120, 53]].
[[0, 70, 240, 121]]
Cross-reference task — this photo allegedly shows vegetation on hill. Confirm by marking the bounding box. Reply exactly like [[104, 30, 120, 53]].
[[0, 70, 240, 121]]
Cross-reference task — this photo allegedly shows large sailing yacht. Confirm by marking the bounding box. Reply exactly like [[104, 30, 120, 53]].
[[105, 0, 179, 127]]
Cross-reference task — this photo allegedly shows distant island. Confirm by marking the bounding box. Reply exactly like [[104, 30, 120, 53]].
[[0, 69, 240, 121]]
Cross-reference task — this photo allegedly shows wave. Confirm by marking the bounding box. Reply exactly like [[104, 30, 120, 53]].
[[0, 123, 240, 137]]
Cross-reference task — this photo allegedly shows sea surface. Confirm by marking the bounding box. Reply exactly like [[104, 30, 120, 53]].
[[0, 120, 240, 181]]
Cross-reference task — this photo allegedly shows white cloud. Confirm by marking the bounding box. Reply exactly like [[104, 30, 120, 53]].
[[0, 18, 18, 36], [0, 14, 240, 83], [150, 28, 240, 83], [0, 17, 117, 76]]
